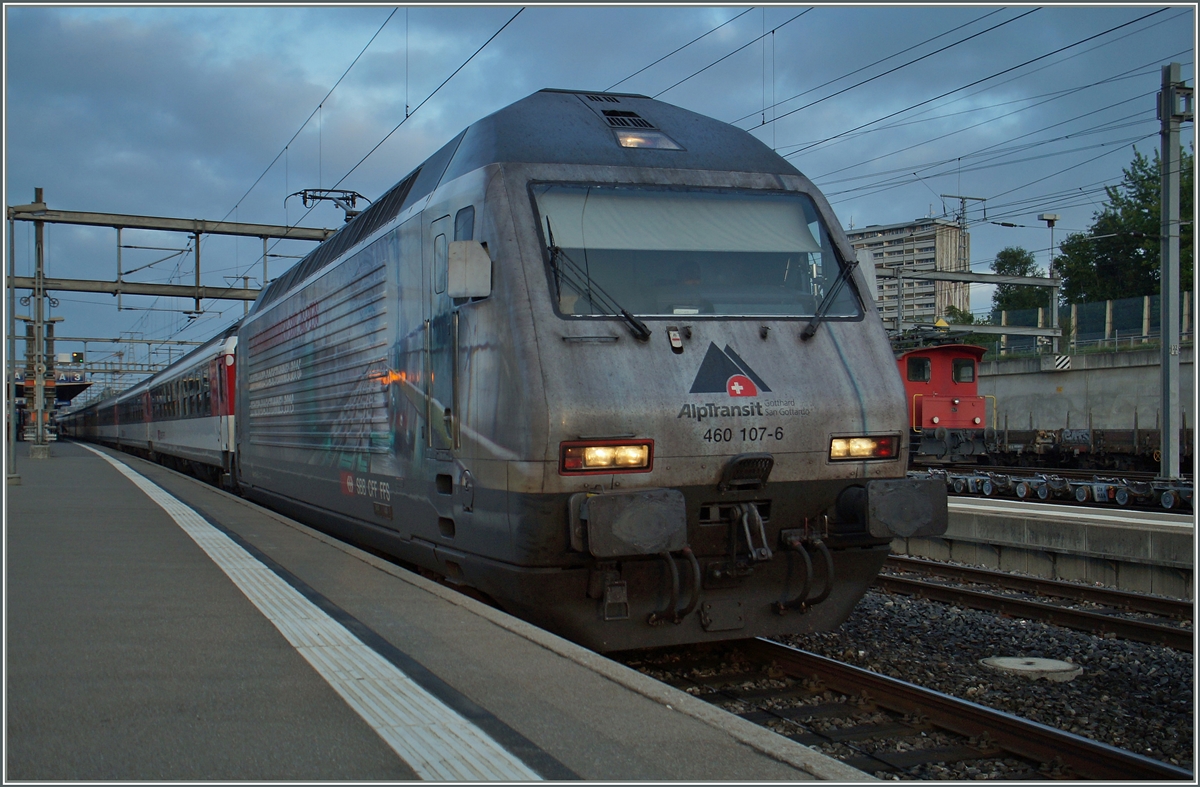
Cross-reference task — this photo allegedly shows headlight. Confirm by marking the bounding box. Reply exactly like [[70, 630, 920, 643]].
[[829, 435, 899, 461], [560, 440, 653, 474]]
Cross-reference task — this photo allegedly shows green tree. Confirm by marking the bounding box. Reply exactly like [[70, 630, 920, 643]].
[[990, 246, 1048, 318], [942, 305, 996, 351], [1053, 146, 1193, 303], [943, 304, 977, 324]]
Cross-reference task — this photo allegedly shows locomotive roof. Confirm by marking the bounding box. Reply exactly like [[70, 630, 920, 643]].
[[897, 343, 988, 361], [439, 88, 803, 178], [252, 89, 806, 313]]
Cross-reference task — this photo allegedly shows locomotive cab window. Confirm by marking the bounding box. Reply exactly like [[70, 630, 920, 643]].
[[454, 206, 474, 241], [907, 357, 931, 383], [952, 358, 975, 383], [532, 184, 861, 319], [434, 233, 448, 294]]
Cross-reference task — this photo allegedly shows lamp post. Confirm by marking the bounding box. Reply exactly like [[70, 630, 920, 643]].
[[1038, 213, 1060, 354]]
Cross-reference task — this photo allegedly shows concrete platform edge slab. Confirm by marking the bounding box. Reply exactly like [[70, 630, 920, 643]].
[[209, 478, 869, 782]]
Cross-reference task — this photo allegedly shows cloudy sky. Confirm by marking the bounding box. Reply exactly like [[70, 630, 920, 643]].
[[4, 4, 1195, 374]]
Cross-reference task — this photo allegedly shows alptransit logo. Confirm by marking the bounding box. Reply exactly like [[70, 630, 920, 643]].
[[678, 343, 772, 421]]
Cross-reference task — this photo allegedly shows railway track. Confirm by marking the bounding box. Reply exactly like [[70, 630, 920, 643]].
[[615, 638, 1192, 780], [878, 556, 1193, 652]]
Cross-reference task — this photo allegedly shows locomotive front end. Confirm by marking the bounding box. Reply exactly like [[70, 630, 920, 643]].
[[495, 150, 946, 651], [233, 88, 947, 654]]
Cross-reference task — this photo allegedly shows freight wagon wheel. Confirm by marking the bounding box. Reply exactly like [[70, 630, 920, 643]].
[[980, 479, 994, 496], [1035, 484, 1050, 500], [952, 478, 966, 494], [1114, 487, 1130, 506], [1161, 490, 1178, 510], [1014, 482, 1029, 499], [1074, 486, 1091, 503]]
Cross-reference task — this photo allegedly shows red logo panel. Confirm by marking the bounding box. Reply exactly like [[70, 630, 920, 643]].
[[726, 374, 758, 397]]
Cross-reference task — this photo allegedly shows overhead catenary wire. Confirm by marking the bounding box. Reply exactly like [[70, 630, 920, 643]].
[[768, 7, 1189, 146], [808, 51, 1189, 183], [821, 103, 1160, 199], [782, 8, 1169, 160], [986, 132, 1159, 202], [729, 8, 1007, 126], [827, 132, 1156, 205], [605, 7, 756, 92], [818, 93, 1159, 190], [651, 8, 811, 98], [121, 7, 400, 344], [744, 8, 1039, 132], [253, 7, 526, 284], [150, 7, 524, 349], [219, 7, 399, 228], [325, 8, 525, 192]]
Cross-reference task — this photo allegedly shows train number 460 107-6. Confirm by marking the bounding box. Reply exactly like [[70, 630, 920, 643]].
[[702, 426, 784, 442]]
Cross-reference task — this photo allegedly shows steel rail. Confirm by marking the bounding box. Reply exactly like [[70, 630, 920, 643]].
[[886, 555, 1194, 620], [743, 638, 1194, 781], [874, 574, 1193, 652]]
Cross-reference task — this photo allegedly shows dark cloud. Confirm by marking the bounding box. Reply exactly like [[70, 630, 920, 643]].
[[4, 5, 1194, 353]]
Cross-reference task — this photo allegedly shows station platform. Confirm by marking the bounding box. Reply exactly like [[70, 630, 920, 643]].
[[896, 496, 1194, 599], [5, 441, 864, 782]]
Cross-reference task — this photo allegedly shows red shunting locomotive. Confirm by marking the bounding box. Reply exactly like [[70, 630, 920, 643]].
[[898, 344, 995, 463]]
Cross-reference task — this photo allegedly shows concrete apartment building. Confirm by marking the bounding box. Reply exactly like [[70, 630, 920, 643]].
[[844, 217, 970, 327]]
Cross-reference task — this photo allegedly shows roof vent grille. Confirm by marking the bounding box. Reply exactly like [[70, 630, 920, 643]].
[[602, 110, 655, 129], [586, 94, 621, 103]]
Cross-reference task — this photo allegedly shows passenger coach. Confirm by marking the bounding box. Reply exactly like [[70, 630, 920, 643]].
[[60, 327, 238, 484]]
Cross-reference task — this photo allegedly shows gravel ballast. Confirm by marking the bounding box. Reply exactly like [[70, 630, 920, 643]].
[[777, 589, 1194, 776]]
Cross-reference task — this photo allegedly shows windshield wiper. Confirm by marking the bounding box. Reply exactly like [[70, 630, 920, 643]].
[[800, 256, 859, 341], [545, 220, 651, 342]]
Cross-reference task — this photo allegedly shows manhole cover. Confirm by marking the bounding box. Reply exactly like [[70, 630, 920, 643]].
[[979, 656, 1083, 682]]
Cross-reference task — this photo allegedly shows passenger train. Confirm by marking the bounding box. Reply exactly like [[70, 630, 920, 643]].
[[61, 89, 946, 652]]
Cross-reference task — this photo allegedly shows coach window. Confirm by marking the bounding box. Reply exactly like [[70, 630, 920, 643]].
[[454, 206, 475, 241], [907, 357, 931, 383], [952, 358, 975, 383], [434, 233, 448, 294]]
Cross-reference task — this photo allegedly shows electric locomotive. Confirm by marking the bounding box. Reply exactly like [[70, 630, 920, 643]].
[[233, 89, 945, 651], [65, 89, 947, 652]]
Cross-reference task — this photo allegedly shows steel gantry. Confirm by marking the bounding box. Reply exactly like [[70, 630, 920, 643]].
[[5, 190, 335, 478]]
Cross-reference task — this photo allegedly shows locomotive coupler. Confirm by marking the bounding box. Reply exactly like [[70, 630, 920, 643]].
[[739, 501, 773, 562]]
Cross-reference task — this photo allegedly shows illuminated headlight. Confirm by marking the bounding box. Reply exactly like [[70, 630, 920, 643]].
[[560, 440, 653, 474], [613, 130, 683, 149], [829, 435, 899, 461]]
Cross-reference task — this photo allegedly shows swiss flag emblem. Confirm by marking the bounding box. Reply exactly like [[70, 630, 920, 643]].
[[727, 374, 758, 397]]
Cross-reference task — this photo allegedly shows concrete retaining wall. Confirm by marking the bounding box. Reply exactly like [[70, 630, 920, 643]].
[[978, 346, 1194, 432]]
